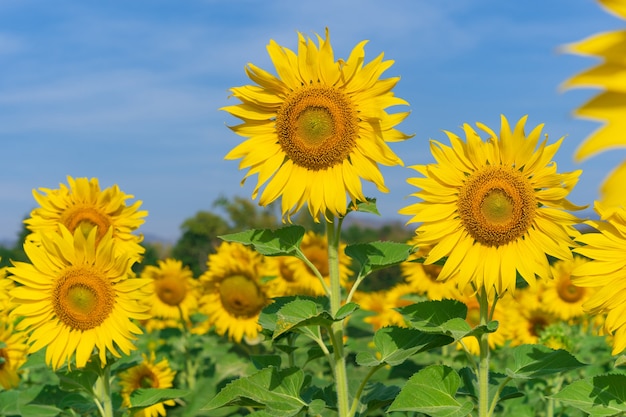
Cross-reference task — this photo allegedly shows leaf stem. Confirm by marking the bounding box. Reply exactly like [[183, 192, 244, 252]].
[[94, 362, 114, 417], [349, 364, 384, 417]]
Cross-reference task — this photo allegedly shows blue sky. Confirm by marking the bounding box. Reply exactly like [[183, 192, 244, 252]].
[[0, 0, 623, 243]]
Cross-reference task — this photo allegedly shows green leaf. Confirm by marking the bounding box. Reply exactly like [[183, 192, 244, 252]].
[[201, 367, 308, 416], [345, 241, 413, 276], [259, 296, 328, 334], [346, 197, 380, 216], [251, 355, 282, 370], [274, 299, 334, 339], [335, 302, 359, 320], [360, 382, 401, 415], [388, 365, 473, 416], [505, 344, 585, 380], [129, 388, 190, 408], [400, 299, 474, 340], [14, 405, 62, 417], [552, 374, 626, 416], [219, 225, 305, 256], [355, 326, 453, 367]]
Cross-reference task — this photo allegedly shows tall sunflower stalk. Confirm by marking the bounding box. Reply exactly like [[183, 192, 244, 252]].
[[221, 28, 411, 417]]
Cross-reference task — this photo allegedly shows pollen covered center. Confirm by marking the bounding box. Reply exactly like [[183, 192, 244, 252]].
[[458, 166, 536, 246], [219, 274, 267, 318], [276, 86, 358, 171], [155, 275, 187, 306], [53, 266, 115, 331], [60, 205, 112, 243]]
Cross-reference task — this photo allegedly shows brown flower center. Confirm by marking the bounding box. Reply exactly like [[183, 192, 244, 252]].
[[53, 266, 115, 331], [60, 205, 112, 243], [458, 166, 536, 246], [155, 275, 187, 307], [557, 276, 585, 303], [219, 274, 267, 318], [276, 86, 359, 171]]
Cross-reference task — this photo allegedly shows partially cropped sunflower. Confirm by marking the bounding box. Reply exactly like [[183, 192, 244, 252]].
[[571, 202, 626, 354], [141, 259, 198, 322], [401, 242, 462, 301], [400, 115, 583, 296], [542, 257, 594, 322], [353, 283, 415, 331], [562, 0, 626, 206], [25, 176, 147, 259], [0, 266, 16, 314], [119, 352, 176, 417], [0, 321, 28, 389], [198, 242, 271, 343], [222, 28, 411, 221], [269, 231, 351, 297], [8, 226, 151, 370]]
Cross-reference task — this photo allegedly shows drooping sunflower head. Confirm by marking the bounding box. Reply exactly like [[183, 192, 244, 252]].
[[197, 242, 271, 343], [25, 176, 147, 260], [400, 115, 584, 296], [222, 28, 412, 221], [141, 258, 198, 322], [8, 226, 151, 370], [119, 352, 176, 417]]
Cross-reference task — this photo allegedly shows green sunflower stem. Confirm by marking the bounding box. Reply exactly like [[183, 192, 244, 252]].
[[477, 287, 490, 417], [94, 362, 114, 417], [326, 218, 350, 417]]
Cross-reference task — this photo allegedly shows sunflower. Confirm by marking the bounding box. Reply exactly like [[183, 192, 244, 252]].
[[25, 176, 147, 259], [119, 352, 176, 417], [541, 257, 594, 322], [353, 283, 415, 331], [270, 231, 352, 297], [571, 201, 626, 354], [0, 266, 16, 314], [8, 226, 151, 370], [140, 259, 198, 323], [0, 321, 28, 389], [562, 0, 626, 206], [401, 241, 461, 301], [399, 115, 583, 296], [197, 242, 271, 343], [222, 28, 412, 221]]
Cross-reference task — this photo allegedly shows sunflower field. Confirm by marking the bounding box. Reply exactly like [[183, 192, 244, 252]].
[[2, 1, 626, 416]]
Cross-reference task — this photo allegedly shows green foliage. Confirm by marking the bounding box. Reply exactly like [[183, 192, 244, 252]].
[[388, 365, 474, 416], [219, 226, 306, 257], [553, 374, 626, 416]]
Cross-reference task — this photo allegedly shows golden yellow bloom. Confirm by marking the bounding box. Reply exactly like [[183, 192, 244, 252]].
[[141, 259, 198, 322], [571, 202, 626, 354], [0, 321, 28, 389], [25, 176, 147, 259], [354, 283, 414, 331], [268, 231, 351, 297], [562, 0, 626, 206], [507, 285, 557, 346], [542, 257, 594, 321], [400, 115, 583, 296], [8, 226, 151, 370], [401, 242, 461, 301], [0, 266, 16, 315], [119, 352, 176, 417], [222, 29, 411, 221], [198, 242, 270, 343]]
